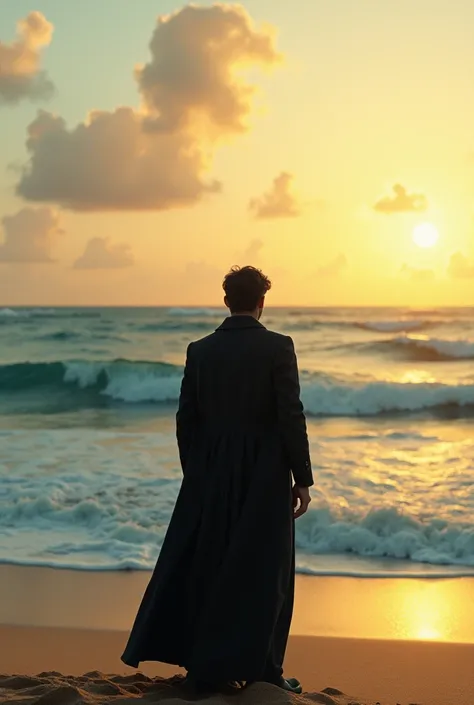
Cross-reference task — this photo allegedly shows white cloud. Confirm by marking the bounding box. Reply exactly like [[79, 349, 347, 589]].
[[17, 5, 280, 212], [0, 207, 62, 263], [374, 184, 427, 214], [249, 172, 301, 219], [74, 237, 134, 269], [0, 12, 54, 105]]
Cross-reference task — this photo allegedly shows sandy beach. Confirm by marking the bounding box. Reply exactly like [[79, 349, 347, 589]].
[[1, 566, 473, 705]]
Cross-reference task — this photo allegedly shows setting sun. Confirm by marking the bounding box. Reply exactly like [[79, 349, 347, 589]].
[[412, 223, 440, 249]]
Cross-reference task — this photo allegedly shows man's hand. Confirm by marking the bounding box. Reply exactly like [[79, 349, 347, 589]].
[[292, 485, 311, 519]]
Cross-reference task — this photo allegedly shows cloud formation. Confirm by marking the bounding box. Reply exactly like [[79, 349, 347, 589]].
[[17, 5, 279, 211], [400, 263, 435, 282], [316, 253, 347, 278], [447, 252, 474, 279], [249, 172, 300, 219], [0, 12, 54, 105], [0, 207, 62, 262], [374, 184, 427, 214], [18, 108, 220, 211], [74, 237, 134, 269], [136, 4, 280, 135]]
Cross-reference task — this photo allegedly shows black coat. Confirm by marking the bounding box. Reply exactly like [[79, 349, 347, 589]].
[[121, 315, 313, 683]]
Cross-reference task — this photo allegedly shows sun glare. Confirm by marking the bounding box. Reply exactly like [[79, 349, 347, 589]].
[[412, 223, 439, 249]]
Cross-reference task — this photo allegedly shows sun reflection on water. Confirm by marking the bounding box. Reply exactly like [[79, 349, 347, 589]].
[[397, 369, 438, 384]]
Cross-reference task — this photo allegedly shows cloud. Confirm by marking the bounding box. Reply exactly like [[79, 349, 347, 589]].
[[0, 12, 54, 105], [238, 238, 264, 264], [17, 5, 279, 212], [374, 184, 427, 214], [447, 252, 474, 279], [74, 237, 135, 269], [400, 263, 435, 282], [17, 108, 220, 211], [249, 172, 300, 219], [0, 207, 62, 263], [136, 4, 280, 135], [316, 253, 347, 278]]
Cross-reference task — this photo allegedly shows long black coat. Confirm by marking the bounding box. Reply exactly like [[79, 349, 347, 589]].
[[121, 315, 313, 683]]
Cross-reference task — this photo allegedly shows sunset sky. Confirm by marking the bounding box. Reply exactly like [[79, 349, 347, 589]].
[[1, 0, 474, 306]]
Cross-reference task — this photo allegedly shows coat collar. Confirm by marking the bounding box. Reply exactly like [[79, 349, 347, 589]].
[[216, 315, 266, 331]]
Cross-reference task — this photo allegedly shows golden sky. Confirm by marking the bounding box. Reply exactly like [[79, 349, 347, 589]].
[[1, 0, 474, 307]]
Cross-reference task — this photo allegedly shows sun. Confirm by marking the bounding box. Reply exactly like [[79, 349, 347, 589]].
[[412, 222, 439, 248]]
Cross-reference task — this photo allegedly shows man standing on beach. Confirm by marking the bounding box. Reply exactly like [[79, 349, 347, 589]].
[[122, 266, 313, 692]]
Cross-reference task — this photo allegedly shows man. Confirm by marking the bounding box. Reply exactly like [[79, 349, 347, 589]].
[[122, 266, 313, 693]]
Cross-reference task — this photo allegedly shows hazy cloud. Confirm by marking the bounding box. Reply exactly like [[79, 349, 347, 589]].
[[249, 172, 300, 219], [0, 12, 54, 105], [17, 5, 279, 211], [400, 263, 435, 282], [316, 253, 347, 278], [238, 238, 264, 264], [74, 237, 134, 269], [0, 207, 62, 262], [374, 184, 427, 214], [447, 252, 474, 279]]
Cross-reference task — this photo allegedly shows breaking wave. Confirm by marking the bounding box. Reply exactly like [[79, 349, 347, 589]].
[[2, 359, 474, 417], [356, 319, 432, 333], [386, 335, 474, 361], [1, 465, 474, 575], [0, 359, 182, 404]]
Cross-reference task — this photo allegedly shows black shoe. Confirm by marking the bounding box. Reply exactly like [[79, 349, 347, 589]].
[[279, 677, 303, 694], [246, 676, 302, 694]]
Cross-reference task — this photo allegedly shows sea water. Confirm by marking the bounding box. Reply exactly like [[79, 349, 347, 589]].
[[1, 305, 474, 577]]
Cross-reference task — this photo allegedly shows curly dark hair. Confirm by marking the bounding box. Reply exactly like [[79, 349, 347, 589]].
[[222, 265, 272, 313]]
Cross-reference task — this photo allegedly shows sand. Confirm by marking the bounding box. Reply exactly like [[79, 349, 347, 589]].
[[1, 566, 474, 705], [0, 673, 364, 705]]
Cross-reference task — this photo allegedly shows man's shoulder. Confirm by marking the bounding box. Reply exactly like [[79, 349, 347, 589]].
[[262, 328, 292, 345], [187, 332, 215, 353], [188, 328, 291, 355]]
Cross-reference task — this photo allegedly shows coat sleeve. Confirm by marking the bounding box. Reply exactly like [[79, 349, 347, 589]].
[[176, 343, 197, 472], [273, 336, 313, 487]]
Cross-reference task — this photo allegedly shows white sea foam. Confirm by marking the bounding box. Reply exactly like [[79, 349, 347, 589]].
[[2, 475, 474, 574], [0, 308, 22, 317], [358, 320, 429, 333], [1, 426, 474, 576], [301, 378, 474, 416], [167, 307, 222, 317], [0, 307, 57, 319]]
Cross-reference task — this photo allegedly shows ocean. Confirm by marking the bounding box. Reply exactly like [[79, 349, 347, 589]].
[[1, 305, 474, 578]]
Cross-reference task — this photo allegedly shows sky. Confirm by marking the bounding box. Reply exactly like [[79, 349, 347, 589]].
[[1, 0, 474, 307]]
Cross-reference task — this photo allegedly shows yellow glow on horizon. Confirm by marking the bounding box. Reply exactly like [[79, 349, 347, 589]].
[[417, 626, 441, 641], [412, 223, 440, 249]]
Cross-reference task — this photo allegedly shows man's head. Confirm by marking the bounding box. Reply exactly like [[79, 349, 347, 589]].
[[223, 265, 272, 318]]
